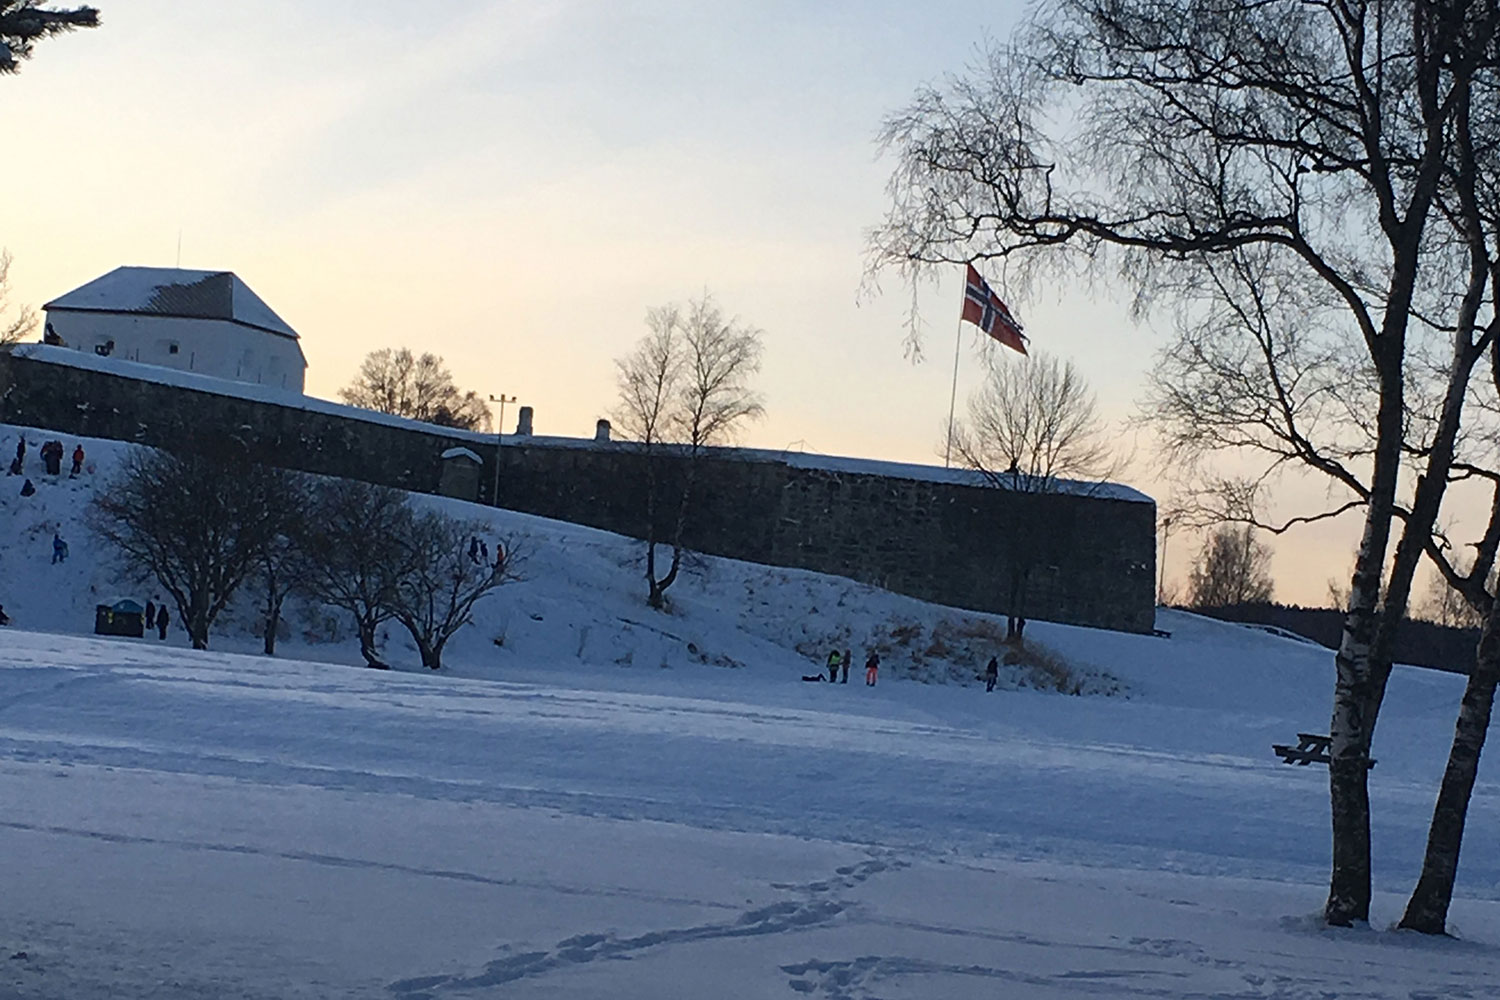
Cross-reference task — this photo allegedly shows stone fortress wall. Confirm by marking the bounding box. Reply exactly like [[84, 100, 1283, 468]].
[[0, 346, 1157, 633]]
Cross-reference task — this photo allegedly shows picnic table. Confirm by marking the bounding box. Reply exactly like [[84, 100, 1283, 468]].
[[1272, 733, 1376, 768]]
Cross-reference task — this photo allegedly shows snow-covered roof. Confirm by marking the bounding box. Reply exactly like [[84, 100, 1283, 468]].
[[43, 267, 299, 341], [440, 447, 482, 463]]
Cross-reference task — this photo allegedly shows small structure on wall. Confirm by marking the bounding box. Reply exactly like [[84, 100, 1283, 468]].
[[42, 266, 307, 392], [438, 447, 483, 502]]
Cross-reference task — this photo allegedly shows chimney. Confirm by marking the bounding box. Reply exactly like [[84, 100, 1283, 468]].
[[594, 418, 611, 442], [515, 405, 533, 436]]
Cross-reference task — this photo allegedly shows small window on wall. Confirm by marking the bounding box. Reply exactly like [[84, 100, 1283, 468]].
[[168, 343, 179, 355]]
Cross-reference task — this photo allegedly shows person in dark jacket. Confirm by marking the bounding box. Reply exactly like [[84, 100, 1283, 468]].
[[40, 440, 63, 476], [156, 606, 169, 640], [865, 652, 880, 686], [841, 648, 851, 684], [985, 656, 999, 693], [51, 533, 68, 564], [826, 648, 841, 683], [145, 600, 156, 630], [8, 436, 23, 476]]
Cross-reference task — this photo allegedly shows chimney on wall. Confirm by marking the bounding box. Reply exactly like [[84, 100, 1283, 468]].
[[515, 405, 534, 436], [595, 418, 611, 442]]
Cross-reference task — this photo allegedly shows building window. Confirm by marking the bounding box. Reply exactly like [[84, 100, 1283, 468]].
[[167, 343, 179, 355]]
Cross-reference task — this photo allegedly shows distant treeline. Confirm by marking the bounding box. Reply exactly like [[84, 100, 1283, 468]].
[[1187, 603, 1478, 675]]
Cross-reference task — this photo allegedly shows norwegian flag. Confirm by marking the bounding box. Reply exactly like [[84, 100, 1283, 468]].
[[961, 264, 1028, 355]]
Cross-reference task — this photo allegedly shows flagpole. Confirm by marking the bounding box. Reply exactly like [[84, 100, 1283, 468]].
[[945, 317, 963, 468]]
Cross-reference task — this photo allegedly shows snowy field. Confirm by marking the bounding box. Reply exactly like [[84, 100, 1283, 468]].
[[4, 425, 1500, 997]]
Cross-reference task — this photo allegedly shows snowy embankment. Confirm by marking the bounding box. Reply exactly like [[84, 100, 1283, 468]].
[[2, 424, 1500, 997], [0, 423, 1121, 692]]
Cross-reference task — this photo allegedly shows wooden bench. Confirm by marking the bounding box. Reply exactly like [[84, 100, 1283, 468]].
[[1272, 733, 1375, 768]]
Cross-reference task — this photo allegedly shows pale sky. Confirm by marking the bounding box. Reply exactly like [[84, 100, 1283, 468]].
[[0, 1, 1416, 606]]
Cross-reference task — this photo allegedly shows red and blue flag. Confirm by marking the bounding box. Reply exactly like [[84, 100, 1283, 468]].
[[961, 264, 1028, 355]]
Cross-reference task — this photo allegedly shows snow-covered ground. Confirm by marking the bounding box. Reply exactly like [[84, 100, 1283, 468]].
[[3, 425, 1500, 997]]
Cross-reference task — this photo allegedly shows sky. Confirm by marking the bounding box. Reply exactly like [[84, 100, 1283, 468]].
[[0, 0, 1421, 607]]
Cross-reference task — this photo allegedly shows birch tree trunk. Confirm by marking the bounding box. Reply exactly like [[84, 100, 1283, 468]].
[[1400, 604, 1500, 934], [1327, 371, 1403, 926], [1327, 548, 1382, 925]]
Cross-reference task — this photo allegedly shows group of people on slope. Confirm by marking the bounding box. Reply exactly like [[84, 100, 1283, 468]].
[[805, 648, 881, 686], [10, 434, 87, 497], [805, 649, 1005, 692], [10, 435, 86, 478], [467, 536, 505, 571]]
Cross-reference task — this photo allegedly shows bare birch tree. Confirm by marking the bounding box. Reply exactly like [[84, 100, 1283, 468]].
[[951, 350, 1119, 637], [1187, 526, 1275, 609], [867, 0, 1500, 927], [614, 304, 682, 608], [1400, 455, 1500, 931], [614, 293, 763, 608], [389, 513, 520, 670]]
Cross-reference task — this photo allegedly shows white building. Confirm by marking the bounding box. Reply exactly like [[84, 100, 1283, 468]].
[[42, 266, 308, 392]]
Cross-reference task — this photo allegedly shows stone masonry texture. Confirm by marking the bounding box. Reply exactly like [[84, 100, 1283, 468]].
[[0, 351, 1156, 632]]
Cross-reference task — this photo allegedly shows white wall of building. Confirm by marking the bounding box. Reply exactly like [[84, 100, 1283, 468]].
[[43, 311, 307, 392]]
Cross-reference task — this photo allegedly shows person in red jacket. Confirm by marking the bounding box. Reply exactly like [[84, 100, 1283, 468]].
[[70, 445, 85, 477], [864, 652, 880, 687]]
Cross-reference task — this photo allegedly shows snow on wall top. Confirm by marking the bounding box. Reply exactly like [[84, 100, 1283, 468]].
[[440, 447, 482, 463], [12, 345, 1152, 504], [509, 435, 1152, 503], [43, 267, 299, 341], [13, 344, 481, 437]]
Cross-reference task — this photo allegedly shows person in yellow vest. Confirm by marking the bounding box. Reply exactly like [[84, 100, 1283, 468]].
[[826, 648, 842, 683]]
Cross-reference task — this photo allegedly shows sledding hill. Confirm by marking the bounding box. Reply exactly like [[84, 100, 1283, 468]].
[[0, 421, 1132, 694]]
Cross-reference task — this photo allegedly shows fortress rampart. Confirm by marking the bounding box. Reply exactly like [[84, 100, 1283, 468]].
[[0, 346, 1156, 633]]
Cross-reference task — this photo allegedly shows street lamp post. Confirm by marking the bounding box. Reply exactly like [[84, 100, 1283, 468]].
[[488, 393, 516, 506], [1158, 514, 1174, 605]]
